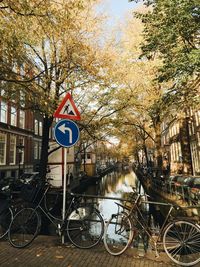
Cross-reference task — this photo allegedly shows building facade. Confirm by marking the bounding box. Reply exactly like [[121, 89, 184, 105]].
[[0, 93, 43, 180], [161, 109, 200, 175]]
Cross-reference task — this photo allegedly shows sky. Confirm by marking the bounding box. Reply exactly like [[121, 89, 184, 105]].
[[105, 0, 139, 21]]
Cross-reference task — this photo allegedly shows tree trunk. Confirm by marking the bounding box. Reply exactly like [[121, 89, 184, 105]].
[[154, 121, 163, 177], [39, 116, 53, 179], [143, 142, 149, 167]]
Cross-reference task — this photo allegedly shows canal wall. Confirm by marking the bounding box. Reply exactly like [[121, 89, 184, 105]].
[[135, 168, 200, 222], [71, 165, 117, 193]]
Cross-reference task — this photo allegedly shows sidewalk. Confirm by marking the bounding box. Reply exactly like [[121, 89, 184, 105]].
[[0, 235, 177, 267]]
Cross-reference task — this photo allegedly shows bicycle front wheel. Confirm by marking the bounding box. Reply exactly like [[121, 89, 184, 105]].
[[163, 220, 200, 266], [66, 205, 104, 249], [0, 207, 13, 239], [103, 212, 134, 256], [8, 207, 41, 248]]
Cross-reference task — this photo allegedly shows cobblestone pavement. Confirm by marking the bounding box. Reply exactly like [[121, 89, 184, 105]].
[[0, 235, 178, 267]]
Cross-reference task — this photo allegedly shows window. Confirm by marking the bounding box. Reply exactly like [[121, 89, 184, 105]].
[[197, 132, 200, 146], [10, 106, 17, 126], [0, 133, 6, 165], [191, 142, 200, 174], [169, 121, 180, 138], [39, 121, 43, 136], [10, 135, 16, 165], [170, 142, 182, 162], [34, 141, 41, 160], [34, 142, 38, 159], [0, 101, 7, 123], [19, 110, 25, 129], [195, 111, 200, 127], [19, 91, 26, 107], [189, 121, 195, 135], [34, 120, 39, 135], [34, 120, 42, 136]]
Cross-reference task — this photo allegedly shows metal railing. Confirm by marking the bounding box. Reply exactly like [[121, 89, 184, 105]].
[[151, 178, 200, 205]]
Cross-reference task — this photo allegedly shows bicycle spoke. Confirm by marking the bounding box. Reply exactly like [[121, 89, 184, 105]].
[[8, 208, 40, 248], [0, 208, 12, 239], [66, 206, 104, 249], [163, 221, 200, 266]]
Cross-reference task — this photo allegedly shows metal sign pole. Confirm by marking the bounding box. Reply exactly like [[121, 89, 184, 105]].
[[62, 147, 67, 244], [54, 93, 81, 245]]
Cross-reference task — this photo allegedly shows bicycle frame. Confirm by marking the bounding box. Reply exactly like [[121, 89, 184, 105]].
[[29, 184, 81, 232], [123, 195, 175, 254]]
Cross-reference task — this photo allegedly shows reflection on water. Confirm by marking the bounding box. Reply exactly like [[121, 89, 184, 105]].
[[85, 168, 163, 252], [100, 170, 137, 195], [86, 168, 144, 220], [85, 168, 149, 250]]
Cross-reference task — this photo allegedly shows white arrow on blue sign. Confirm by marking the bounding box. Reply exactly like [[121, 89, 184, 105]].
[[54, 119, 80, 148]]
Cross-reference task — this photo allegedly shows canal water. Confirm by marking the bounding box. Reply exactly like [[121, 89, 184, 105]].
[[85, 167, 150, 252], [85, 167, 145, 220]]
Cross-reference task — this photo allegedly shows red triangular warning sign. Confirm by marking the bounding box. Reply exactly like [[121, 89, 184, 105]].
[[54, 93, 81, 120]]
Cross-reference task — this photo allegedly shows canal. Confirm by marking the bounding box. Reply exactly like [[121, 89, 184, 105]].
[[85, 167, 145, 220], [84, 167, 151, 252]]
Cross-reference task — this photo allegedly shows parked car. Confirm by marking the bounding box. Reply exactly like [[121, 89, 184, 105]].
[[20, 172, 40, 184]]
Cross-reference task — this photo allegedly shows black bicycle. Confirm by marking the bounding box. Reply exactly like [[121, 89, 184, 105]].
[[0, 191, 13, 239], [8, 179, 104, 249], [104, 192, 200, 266], [0, 177, 23, 239]]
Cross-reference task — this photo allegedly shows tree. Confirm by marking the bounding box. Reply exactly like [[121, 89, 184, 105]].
[[0, 0, 117, 178], [102, 15, 167, 172], [0, 0, 50, 15], [136, 0, 199, 81], [134, 0, 199, 109]]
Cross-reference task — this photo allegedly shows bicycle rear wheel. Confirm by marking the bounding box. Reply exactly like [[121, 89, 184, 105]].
[[66, 205, 104, 249], [163, 220, 200, 266], [0, 207, 13, 239], [8, 207, 41, 248], [103, 212, 134, 255]]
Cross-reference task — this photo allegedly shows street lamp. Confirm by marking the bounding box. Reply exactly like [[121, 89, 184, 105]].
[[16, 143, 25, 178]]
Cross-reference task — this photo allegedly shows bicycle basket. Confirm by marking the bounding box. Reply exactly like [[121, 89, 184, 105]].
[[21, 183, 43, 203]]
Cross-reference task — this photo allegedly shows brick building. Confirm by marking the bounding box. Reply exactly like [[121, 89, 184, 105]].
[[161, 109, 200, 175], [0, 91, 43, 179]]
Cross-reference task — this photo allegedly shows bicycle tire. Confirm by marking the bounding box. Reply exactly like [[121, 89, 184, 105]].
[[66, 205, 104, 249], [103, 212, 134, 255], [163, 220, 200, 266], [0, 207, 13, 239], [8, 207, 41, 248]]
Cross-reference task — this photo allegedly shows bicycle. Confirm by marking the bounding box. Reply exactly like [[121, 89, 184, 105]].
[[103, 192, 200, 266], [0, 177, 24, 239], [8, 179, 104, 249], [0, 191, 13, 239]]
